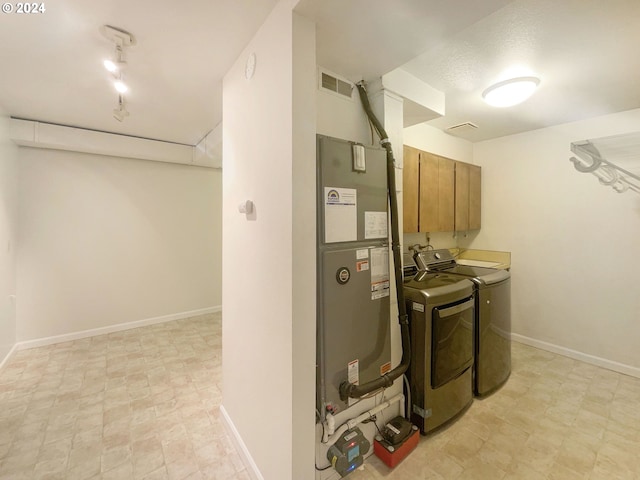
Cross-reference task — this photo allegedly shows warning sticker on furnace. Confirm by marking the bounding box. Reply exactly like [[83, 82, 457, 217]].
[[371, 281, 390, 300], [380, 362, 392, 376], [369, 247, 390, 300]]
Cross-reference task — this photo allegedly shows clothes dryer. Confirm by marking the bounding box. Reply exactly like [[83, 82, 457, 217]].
[[403, 271, 475, 434], [414, 249, 511, 397]]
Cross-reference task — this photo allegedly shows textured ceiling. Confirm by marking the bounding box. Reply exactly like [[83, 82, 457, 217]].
[[0, 0, 279, 145], [1, 0, 638, 145], [400, 0, 640, 141], [294, 0, 512, 83]]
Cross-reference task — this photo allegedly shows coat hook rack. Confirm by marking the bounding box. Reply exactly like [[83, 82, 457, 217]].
[[569, 131, 640, 194]]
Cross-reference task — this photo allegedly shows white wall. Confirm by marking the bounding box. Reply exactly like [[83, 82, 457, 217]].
[[221, 2, 316, 479], [16, 147, 221, 342], [292, 11, 317, 480], [404, 122, 473, 163], [470, 108, 640, 373], [0, 108, 18, 365], [317, 81, 372, 145]]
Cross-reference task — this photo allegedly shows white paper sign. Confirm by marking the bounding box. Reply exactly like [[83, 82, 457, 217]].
[[364, 211, 388, 239], [324, 187, 357, 243]]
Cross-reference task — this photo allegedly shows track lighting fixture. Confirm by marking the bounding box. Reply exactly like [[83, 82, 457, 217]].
[[100, 25, 136, 122], [113, 95, 129, 122], [103, 43, 127, 74]]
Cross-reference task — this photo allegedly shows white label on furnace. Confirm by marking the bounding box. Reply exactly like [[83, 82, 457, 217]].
[[348, 359, 359, 386], [356, 249, 369, 260], [412, 302, 425, 312], [364, 211, 388, 239], [324, 187, 357, 243]]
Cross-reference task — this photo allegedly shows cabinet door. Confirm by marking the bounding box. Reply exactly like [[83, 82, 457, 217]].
[[403, 146, 420, 233], [403, 146, 480, 233], [455, 162, 470, 231], [437, 157, 455, 232], [419, 152, 439, 232], [468, 164, 481, 230]]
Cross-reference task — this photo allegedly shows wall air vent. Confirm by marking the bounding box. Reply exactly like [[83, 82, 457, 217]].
[[446, 122, 479, 134], [318, 68, 354, 101]]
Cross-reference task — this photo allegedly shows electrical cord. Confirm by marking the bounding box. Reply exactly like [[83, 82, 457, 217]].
[[403, 374, 411, 420], [314, 409, 331, 472], [315, 463, 332, 472], [364, 413, 385, 438], [360, 387, 385, 400]]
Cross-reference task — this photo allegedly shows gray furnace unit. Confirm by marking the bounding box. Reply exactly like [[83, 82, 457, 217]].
[[316, 135, 391, 418]]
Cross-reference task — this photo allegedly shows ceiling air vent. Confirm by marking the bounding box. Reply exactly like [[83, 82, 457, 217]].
[[319, 69, 354, 100], [446, 122, 479, 134]]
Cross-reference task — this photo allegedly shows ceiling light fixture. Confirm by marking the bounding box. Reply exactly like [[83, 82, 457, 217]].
[[100, 25, 136, 122], [103, 59, 118, 73], [103, 44, 127, 74], [114, 80, 128, 93], [482, 76, 540, 108]]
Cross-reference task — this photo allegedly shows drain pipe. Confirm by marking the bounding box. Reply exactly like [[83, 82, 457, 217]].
[[323, 393, 404, 446], [338, 82, 411, 407]]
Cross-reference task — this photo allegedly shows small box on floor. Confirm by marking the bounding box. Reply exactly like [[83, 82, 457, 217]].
[[373, 416, 420, 468]]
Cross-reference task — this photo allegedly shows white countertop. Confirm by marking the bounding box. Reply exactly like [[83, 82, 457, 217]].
[[456, 258, 504, 268]]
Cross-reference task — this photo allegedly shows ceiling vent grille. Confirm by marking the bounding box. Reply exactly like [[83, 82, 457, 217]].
[[446, 122, 479, 134], [318, 68, 354, 100]]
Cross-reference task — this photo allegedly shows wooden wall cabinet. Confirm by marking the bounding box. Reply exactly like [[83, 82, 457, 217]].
[[403, 146, 420, 233], [468, 163, 482, 230], [403, 145, 481, 233]]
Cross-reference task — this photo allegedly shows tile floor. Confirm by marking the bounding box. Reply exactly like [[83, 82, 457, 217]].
[[0, 312, 249, 480], [1, 313, 639, 480], [349, 342, 640, 480]]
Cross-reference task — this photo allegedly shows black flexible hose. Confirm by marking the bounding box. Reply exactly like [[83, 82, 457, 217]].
[[339, 82, 410, 412]]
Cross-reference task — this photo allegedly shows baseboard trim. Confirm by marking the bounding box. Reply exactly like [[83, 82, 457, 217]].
[[511, 333, 640, 379], [0, 342, 19, 372], [16, 305, 222, 351], [220, 405, 264, 480]]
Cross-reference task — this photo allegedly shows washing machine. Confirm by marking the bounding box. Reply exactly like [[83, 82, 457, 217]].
[[403, 271, 475, 434], [414, 249, 511, 397]]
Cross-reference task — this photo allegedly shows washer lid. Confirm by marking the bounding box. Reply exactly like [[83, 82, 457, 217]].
[[444, 265, 510, 285], [476, 269, 510, 286], [403, 272, 474, 296]]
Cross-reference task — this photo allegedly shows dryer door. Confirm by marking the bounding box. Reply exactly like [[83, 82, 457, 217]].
[[431, 297, 474, 389]]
